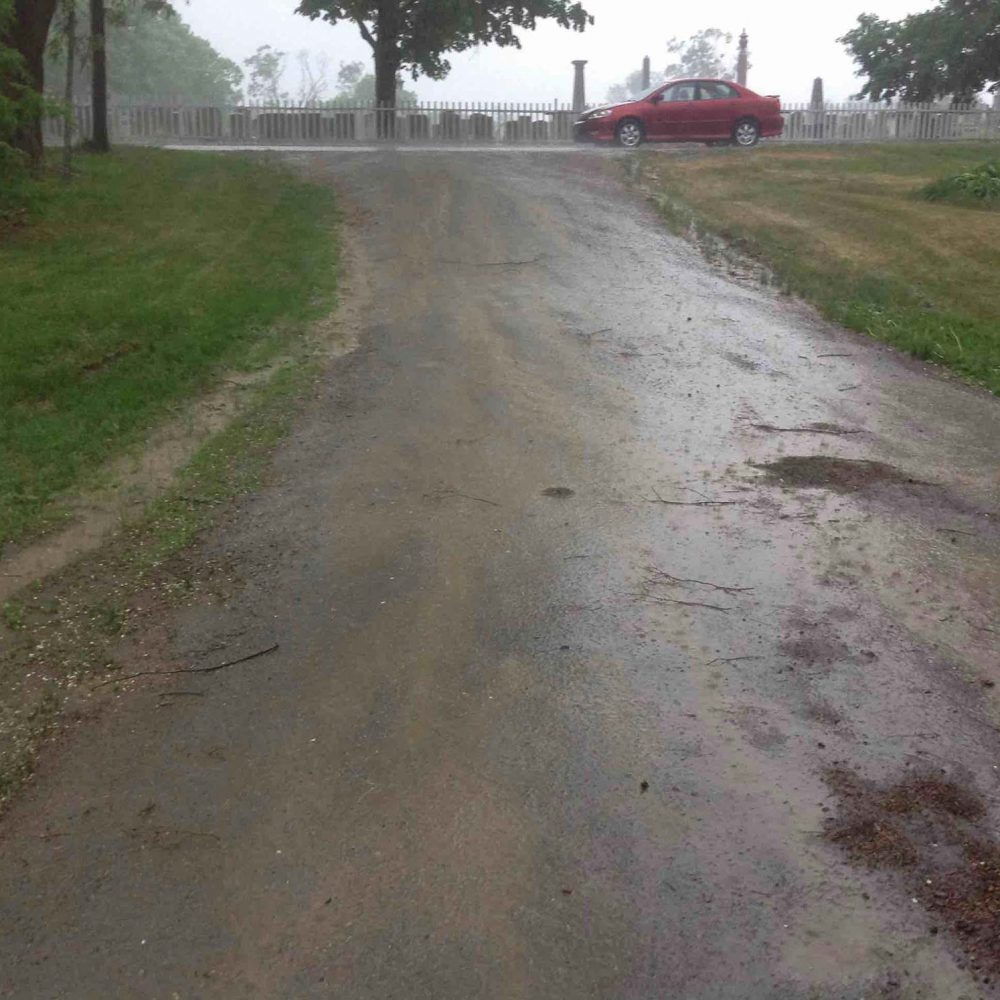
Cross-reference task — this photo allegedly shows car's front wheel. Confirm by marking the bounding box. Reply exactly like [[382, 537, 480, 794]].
[[616, 118, 644, 149], [732, 118, 761, 148]]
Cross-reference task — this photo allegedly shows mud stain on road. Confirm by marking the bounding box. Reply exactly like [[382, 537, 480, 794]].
[[756, 455, 931, 494]]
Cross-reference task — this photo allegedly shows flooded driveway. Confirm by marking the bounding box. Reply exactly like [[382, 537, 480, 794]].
[[1, 151, 998, 999]]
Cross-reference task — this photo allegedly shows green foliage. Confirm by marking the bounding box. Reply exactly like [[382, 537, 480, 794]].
[[0, 148, 339, 545], [0, 0, 45, 180], [46, 5, 242, 104], [330, 59, 418, 105], [840, 0, 1000, 102], [608, 28, 735, 103], [295, 0, 593, 83], [921, 161, 1000, 204], [244, 44, 286, 103], [664, 28, 735, 81]]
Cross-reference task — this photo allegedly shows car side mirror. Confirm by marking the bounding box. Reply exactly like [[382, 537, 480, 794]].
[[648, 94, 661, 104]]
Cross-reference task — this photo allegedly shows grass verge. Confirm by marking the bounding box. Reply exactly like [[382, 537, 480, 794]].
[[0, 147, 339, 546], [0, 354, 325, 806], [632, 143, 1000, 395]]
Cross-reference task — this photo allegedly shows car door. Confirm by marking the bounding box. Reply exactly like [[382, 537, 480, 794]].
[[694, 81, 741, 139], [646, 81, 700, 140]]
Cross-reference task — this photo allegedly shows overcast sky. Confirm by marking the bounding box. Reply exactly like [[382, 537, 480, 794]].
[[181, 0, 926, 105]]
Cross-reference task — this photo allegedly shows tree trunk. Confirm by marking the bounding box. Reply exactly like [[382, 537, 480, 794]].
[[88, 0, 109, 152], [1, 0, 60, 167], [373, 46, 398, 139], [62, 1, 76, 177]]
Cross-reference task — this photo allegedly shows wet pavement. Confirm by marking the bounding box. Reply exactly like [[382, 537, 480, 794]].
[[1, 151, 999, 998]]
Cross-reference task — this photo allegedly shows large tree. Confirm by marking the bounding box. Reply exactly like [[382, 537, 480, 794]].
[[0, 0, 59, 166], [841, 0, 1000, 103], [295, 0, 593, 113], [87, 0, 174, 151]]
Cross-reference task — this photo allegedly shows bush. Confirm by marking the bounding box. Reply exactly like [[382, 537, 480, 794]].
[[920, 161, 1000, 205]]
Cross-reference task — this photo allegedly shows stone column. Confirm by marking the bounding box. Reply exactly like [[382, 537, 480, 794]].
[[572, 60, 588, 112], [737, 31, 749, 87], [641, 56, 651, 91], [810, 77, 825, 139], [810, 77, 824, 109]]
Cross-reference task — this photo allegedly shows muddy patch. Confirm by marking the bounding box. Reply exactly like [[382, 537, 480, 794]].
[[825, 766, 1000, 983], [722, 351, 761, 373], [756, 456, 929, 494], [781, 633, 853, 667]]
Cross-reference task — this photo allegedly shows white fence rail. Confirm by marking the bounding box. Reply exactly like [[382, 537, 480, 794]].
[[44, 99, 1000, 147], [780, 102, 1000, 143], [45, 100, 583, 145]]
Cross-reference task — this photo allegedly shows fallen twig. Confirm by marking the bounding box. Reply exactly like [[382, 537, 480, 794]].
[[645, 487, 739, 507], [706, 656, 764, 666], [435, 254, 543, 268], [425, 489, 500, 508], [935, 527, 977, 536], [650, 597, 732, 613], [837, 384, 861, 392], [750, 423, 860, 436], [648, 569, 753, 595], [816, 353, 852, 358], [646, 498, 740, 507], [95, 643, 279, 688]]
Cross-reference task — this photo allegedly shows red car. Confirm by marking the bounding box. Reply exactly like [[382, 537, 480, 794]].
[[574, 79, 784, 148]]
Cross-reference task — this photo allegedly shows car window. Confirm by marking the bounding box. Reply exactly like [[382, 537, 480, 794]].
[[661, 83, 698, 103], [698, 82, 739, 101]]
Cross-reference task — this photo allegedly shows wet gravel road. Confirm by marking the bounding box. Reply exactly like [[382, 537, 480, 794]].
[[2, 150, 1000, 998]]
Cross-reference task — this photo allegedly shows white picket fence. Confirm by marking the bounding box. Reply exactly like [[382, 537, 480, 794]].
[[780, 102, 1000, 143], [44, 98, 1000, 146], [45, 100, 583, 145]]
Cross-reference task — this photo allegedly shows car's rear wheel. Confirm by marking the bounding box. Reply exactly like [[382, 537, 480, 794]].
[[732, 118, 760, 147], [616, 118, 644, 149]]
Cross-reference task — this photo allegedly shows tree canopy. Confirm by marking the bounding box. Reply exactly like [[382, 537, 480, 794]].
[[296, 0, 592, 107], [840, 0, 1000, 103]]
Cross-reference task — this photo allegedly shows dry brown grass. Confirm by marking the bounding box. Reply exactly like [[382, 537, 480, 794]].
[[639, 143, 1000, 393]]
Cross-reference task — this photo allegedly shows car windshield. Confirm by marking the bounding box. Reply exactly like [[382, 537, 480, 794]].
[[631, 83, 667, 102]]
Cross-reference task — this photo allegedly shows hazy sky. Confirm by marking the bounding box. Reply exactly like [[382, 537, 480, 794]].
[[182, 0, 926, 105]]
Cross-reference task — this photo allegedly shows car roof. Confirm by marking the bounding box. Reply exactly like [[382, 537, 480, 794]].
[[665, 78, 740, 86]]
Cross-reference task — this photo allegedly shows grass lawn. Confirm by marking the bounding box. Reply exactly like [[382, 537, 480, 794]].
[[0, 148, 338, 547], [635, 143, 1000, 395]]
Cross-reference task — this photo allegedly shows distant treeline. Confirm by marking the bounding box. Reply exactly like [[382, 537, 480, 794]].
[[46, 5, 242, 106]]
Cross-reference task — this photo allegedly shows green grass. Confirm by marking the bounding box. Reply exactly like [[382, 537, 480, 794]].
[[0, 147, 339, 545], [635, 143, 1000, 394]]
